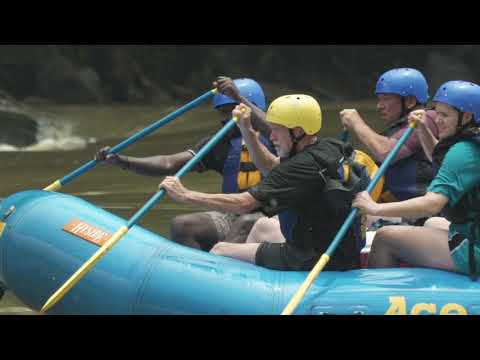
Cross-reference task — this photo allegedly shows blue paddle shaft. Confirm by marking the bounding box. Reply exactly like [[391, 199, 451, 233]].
[[325, 125, 415, 257], [126, 118, 237, 228], [59, 90, 216, 187]]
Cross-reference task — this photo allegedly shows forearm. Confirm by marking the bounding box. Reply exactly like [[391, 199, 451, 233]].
[[240, 128, 279, 176], [236, 95, 271, 138], [351, 121, 403, 162], [373, 193, 444, 219], [416, 124, 438, 162], [182, 191, 260, 214], [120, 152, 192, 176]]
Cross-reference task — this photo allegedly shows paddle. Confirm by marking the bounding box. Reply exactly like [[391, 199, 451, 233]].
[[281, 121, 417, 315], [40, 113, 241, 314], [43, 89, 218, 192], [340, 129, 349, 142]]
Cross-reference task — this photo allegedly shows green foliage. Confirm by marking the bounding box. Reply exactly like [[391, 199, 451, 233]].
[[0, 45, 479, 103]]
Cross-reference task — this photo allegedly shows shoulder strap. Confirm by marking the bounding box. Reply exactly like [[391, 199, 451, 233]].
[[306, 138, 352, 178]]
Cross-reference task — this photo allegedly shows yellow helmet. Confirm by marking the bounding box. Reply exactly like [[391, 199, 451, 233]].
[[266, 94, 322, 135]]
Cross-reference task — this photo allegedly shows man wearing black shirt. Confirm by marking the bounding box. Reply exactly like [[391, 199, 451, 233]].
[[161, 95, 360, 271]]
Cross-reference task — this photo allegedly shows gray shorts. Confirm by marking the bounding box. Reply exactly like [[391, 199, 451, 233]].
[[203, 211, 241, 240]]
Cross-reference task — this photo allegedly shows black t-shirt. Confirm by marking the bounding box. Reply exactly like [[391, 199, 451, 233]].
[[248, 138, 360, 271], [248, 146, 327, 216]]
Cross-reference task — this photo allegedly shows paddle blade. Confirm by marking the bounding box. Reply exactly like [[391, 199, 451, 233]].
[[281, 254, 330, 315], [44, 180, 62, 192]]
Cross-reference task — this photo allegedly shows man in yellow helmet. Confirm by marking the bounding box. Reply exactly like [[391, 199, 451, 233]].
[[160, 95, 361, 271]]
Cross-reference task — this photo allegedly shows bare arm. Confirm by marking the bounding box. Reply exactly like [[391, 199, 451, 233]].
[[353, 191, 448, 219], [214, 76, 271, 138], [95, 146, 194, 176], [416, 123, 438, 162], [160, 176, 261, 214], [237, 95, 271, 138], [409, 110, 439, 162], [120, 151, 194, 176], [233, 104, 279, 176], [340, 109, 411, 163]]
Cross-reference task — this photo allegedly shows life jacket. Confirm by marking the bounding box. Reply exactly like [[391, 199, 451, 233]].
[[379, 116, 435, 202], [432, 126, 480, 281], [222, 135, 275, 194], [278, 138, 383, 254]]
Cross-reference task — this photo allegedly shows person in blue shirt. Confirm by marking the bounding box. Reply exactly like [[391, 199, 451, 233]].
[[353, 80, 480, 279]]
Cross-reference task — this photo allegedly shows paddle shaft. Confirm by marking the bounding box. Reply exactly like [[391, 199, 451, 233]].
[[127, 118, 238, 226], [281, 123, 416, 315], [44, 89, 217, 192], [40, 116, 238, 313]]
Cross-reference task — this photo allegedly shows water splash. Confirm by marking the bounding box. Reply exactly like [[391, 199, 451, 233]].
[[0, 115, 96, 152]]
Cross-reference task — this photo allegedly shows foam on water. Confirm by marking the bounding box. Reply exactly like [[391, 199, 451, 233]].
[[0, 115, 96, 152]]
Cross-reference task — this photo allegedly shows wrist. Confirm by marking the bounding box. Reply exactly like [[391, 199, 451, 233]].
[[182, 190, 194, 203], [119, 156, 130, 170], [239, 125, 255, 137], [373, 203, 385, 217], [350, 118, 365, 132], [417, 121, 427, 130]]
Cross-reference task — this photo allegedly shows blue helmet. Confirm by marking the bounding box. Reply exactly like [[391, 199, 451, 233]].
[[433, 80, 480, 124], [213, 78, 267, 111], [375, 68, 429, 105]]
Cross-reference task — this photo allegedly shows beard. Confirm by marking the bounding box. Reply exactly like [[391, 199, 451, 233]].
[[275, 145, 290, 159]]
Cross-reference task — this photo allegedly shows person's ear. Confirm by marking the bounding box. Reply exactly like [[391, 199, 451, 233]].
[[463, 112, 473, 124], [405, 95, 418, 110], [293, 127, 305, 138]]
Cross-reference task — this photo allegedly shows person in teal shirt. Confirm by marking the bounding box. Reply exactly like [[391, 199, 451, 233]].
[[352, 80, 480, 279]]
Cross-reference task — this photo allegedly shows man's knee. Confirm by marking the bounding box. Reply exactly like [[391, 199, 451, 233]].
[[249, 217, 279, 242], [253, 217, 277, 234], [234, 213, 263, 231]]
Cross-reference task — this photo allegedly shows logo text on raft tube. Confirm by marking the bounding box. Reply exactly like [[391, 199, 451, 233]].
[[386, 296, 467, 315], [63, 219, 112, 246]]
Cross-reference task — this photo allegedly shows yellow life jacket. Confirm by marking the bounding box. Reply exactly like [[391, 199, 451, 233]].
[[237, 142, 262, 191]]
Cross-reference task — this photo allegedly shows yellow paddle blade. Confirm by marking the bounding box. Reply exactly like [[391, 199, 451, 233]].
[[0, 222, 5, 237], [40, 225, 129, 313], [44, 180, 62, 192], [281, 254, 330, 315]]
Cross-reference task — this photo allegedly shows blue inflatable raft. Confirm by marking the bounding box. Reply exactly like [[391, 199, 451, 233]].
[[0, 190, 479, 315]]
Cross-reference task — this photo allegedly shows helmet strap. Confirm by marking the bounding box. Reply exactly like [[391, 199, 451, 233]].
[[399, 96, 419, 119], [457, 111, 464, 132], [455, 111, 476, 135], [288, 128, 306, 157]]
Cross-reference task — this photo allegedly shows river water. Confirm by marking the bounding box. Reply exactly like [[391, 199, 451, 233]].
[[0, 99, 382, 314]]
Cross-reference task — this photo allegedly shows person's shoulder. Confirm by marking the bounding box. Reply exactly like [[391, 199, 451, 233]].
[[445, 140, 480, 166], [301, 138, 331, 158], [452, 138, 480, 153]]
